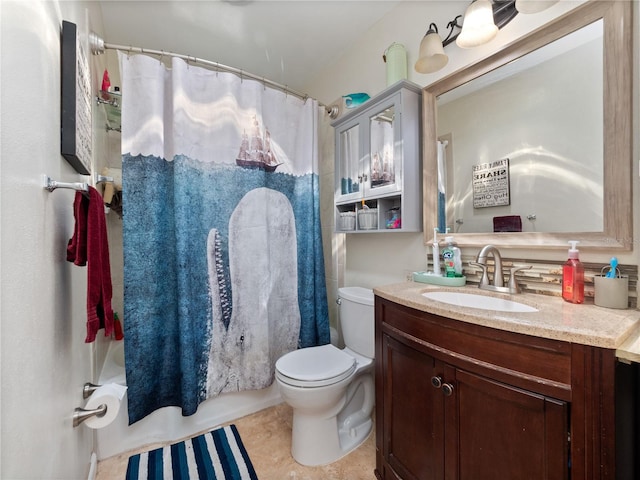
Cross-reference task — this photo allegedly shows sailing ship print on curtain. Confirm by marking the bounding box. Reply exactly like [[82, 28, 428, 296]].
[[120, 53, 329, 424]]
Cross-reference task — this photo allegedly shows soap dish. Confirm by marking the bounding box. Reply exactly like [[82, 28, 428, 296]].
[[413, 271, 466, 287]]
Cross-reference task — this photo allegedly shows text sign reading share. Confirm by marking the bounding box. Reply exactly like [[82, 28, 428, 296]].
[[472, 158, 510, 208]]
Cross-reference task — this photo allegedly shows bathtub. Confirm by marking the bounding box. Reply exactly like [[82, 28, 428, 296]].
[[95, 340, 283, 460]]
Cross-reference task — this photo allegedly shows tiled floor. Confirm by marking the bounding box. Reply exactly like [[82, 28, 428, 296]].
[[95, 403, 376, 479]]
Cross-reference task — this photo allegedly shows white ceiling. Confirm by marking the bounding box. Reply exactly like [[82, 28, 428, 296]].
[[98, 0, 401, 93]]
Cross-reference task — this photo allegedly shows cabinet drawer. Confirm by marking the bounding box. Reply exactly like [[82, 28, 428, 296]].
[[377, 298, 572, 400]]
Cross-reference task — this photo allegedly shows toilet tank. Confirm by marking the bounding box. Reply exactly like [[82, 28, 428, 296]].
[[338, 287, 375, 359]]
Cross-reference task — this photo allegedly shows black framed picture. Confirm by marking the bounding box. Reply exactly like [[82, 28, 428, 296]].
[[61, 20, 92, 175]]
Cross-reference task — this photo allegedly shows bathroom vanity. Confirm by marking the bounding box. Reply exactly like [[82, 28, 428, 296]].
[[372, 2, 637, 478], [373, 283, 640, 480]]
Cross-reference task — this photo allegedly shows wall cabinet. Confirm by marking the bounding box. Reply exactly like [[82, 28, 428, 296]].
[[332, 81, 422, 233], [375, 297, 617, 480]]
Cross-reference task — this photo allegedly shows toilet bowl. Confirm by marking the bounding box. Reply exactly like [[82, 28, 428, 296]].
[[275, 286, 375, 466]]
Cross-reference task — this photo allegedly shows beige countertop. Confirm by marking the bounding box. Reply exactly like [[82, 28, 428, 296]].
[[374, 282, 640, 356]]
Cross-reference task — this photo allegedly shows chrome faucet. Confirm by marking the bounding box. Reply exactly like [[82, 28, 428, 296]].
[[471, 245, 531, 294]]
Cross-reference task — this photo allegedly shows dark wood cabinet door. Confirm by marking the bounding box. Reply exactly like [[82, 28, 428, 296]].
[[382, 334, 444, 480], [449, 368, 569, 480]]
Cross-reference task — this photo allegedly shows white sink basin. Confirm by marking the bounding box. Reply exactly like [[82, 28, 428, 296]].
[[422, 291, 538, 313]]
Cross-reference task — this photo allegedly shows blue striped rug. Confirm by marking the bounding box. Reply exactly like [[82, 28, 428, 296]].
[[126, 424, 259, 480]]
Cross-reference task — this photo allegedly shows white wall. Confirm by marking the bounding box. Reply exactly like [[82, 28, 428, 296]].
[[1, 1, 110, 478], [303, 0, 640, 291]]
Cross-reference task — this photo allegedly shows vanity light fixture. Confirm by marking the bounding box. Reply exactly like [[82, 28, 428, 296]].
[[456, 0, 499, 48], [515, 0, 559, 14], [414, 0, 519, 74], [415, 23, 450, 74]]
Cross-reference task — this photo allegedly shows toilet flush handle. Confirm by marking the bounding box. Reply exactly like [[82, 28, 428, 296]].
[[336, 298, 342, 305]]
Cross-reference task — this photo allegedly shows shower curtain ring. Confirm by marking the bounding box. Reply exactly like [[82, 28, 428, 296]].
[[159, 50, 164, 64]]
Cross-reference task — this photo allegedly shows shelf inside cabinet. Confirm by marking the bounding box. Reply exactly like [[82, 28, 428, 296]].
[[335, 196, 409, 233]]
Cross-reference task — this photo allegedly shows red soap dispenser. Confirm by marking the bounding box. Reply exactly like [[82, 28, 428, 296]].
[[562, 240, 584, 304]]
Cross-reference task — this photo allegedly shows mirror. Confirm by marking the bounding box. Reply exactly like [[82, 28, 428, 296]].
[[422, 1, 632, 249], [439, 22, 603, 234]]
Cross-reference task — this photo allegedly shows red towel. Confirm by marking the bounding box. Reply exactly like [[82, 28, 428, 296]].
[[67, 187, 115, 342]]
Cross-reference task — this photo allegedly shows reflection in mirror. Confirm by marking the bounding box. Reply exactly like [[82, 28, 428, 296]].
[[422, 1, 632, 249], [370, 106, 395, 189], [437, 21, 603, 235]]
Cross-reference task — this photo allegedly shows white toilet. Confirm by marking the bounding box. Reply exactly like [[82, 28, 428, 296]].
[[275, 286, 375, 466]]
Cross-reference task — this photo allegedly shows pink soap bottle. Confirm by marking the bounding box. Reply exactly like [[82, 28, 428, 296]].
[[562, 240, 584, 304]]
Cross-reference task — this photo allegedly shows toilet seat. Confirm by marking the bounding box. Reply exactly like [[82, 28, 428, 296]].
[[276, 344, 357, 388]]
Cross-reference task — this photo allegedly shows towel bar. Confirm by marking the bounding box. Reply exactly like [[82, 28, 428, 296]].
[[43, 174, 89, 194], [94, 174, 114, 185]]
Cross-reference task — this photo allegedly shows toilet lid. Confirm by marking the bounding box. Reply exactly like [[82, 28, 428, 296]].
[[276, 344, 356, 384]]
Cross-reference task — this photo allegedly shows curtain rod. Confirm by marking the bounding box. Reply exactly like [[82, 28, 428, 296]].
[[90, 33, 339, 118]]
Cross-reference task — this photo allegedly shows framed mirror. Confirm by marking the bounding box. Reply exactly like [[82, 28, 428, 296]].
[[422, 0, 632, 250]]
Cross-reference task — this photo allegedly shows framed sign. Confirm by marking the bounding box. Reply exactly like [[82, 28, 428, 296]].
[[61, 20, 92, 175], [472, 158, 510, 208]]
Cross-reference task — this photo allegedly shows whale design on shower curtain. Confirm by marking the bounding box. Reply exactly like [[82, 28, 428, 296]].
[[206, 188, 300, 396]]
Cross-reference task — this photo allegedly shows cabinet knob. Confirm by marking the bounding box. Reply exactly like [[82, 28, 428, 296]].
[[431, 376, 443, 389], [442, 383, 454, 396]]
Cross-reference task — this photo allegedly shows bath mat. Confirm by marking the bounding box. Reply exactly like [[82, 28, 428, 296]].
[[126, 424, 259, 480]]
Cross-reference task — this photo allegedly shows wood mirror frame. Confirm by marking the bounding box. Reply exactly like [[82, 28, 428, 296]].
[[422, 0, 632, 250]]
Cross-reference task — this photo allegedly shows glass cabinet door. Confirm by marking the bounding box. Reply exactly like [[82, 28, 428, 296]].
[[338, 123, 363, 198], [367, 104, 400, 197]]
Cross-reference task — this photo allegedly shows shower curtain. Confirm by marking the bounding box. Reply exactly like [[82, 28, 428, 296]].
[[120, 54, 329, 424]]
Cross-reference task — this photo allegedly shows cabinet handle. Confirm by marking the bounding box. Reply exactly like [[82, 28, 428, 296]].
[[442, 383, 454, 396], [431, 376, 443, 389]]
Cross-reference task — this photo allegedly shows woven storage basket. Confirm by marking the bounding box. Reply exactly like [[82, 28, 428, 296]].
[[358, 208, 378, 230], [338, 212, 356, 231]]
